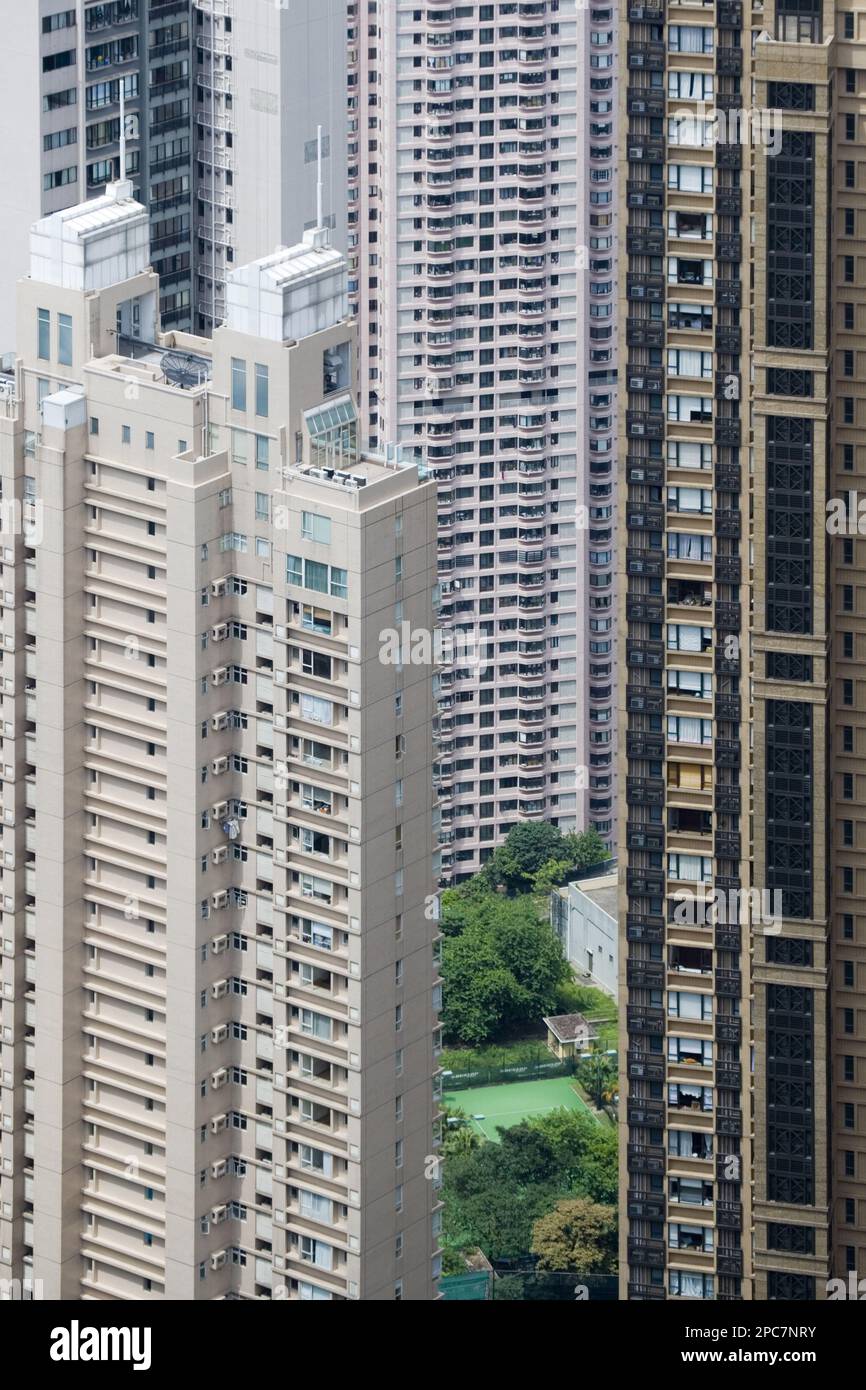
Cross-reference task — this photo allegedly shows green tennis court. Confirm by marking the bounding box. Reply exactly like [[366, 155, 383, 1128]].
[[443, 1075, 596, 1143]]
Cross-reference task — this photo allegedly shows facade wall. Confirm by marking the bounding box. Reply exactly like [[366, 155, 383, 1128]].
[[349, 0, 585, 881], [192, 0, 348, 334], [552, 877, 618, 996], [619, 0, 866, 1302], [0, 0, 195, 345], [0, 202, 440, 1299]]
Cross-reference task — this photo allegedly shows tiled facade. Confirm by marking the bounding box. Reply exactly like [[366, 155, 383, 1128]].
[[0, 184, 441, 1299], [0, 0, 195, 342], [619, 0, 866, 1301], [348, 0, 588, 880]]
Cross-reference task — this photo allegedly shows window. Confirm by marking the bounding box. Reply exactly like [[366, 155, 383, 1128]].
[[255, 435, 269, 470], [43, 48, 76, 71], [667, 532, 711, 563], [667, 668, 712, 698], [302, 512, 332, 545], [670, 486, 711, 514], [231, 357, 246, 411], [254, 363, 269, 417], [287, 555, 347, 598], [667, 624, 712, 653], [668, 164, 713, 194], [37, 308, 50, 361], [58, 312, 73, 366], [669, 26, 713, 54], [43, 9, 76, 32], [300, 694, 333, 726]]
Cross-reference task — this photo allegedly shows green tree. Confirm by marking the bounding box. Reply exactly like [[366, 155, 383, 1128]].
[[578, 1128, 619, 1205], [485, 822, 565, 893], [527, 1108, 619, 1204], [530, 1197, 618, 1273], [443, 1146, 560, 1263], [530, 829, 609, 894], [440, 902, 569, 1044], [562, 828, 609, 873]]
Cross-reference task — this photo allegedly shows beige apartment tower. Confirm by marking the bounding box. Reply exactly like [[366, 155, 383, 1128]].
[[619, 1, 866, 1299], [0, 179, 442, 1300]]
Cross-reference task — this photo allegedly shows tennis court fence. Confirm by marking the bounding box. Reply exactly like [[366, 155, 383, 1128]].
[[441, 1052, 576, 1091]]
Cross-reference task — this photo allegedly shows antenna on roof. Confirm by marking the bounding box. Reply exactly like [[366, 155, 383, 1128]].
[[303, 125, 330, 251], [120, 82, 127, 181], [110, 81, 134, 202], [316, 125, 324, 231]]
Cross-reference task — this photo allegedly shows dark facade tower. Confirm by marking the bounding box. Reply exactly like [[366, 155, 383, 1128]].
[[619, 0, 866, 1300]]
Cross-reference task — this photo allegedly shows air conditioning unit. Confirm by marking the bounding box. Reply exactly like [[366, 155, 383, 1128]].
[[211, 846, 229, 866], [211, 1024, 229, 1044], [210, 1204, 228, 1225], [211, 623, 229, 642], [212, 666, 229, 687], [212, 756, 229, 775], [211, 978, 229, 999], [210, 1249, 227, 1271], [211, 1159, 228, 1180], [211, 934, 229, 955], [211, 1068, 229, 1090], [211, 801, 229, 820], [212, 712, 230, 733], [212, 578, 228, 598], [210, 1113, 227, 1134], [211, 890, 229, 911]]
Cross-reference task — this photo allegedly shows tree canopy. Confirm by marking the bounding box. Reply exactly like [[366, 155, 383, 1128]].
[[481, 823, 609, 895], [440, 894, 570, 1044], [530, 1197, 618, 1273], [442, 1107, 619, 1265]]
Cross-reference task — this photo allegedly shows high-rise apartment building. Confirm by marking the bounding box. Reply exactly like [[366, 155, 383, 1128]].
[[576, 5, 620, 850], [0, 2, 350, 347], [619, 0, 865, 1300], [191, 0, 349, 334], [348, 1, 592, 880], [0, 178, 441, 1299], [0, 0, 195, 344]]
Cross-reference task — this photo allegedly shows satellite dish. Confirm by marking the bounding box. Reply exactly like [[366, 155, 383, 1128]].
[[161, 351, 210, 389]]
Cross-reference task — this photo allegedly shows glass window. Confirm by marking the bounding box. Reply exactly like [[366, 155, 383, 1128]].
[[305, 560, 329, 594], [58, 312, 73, 366], [254, 363, 269, 417], [302, 512, 331, 545], [231, 357, 246, 412], [37, 308, 50, 361]]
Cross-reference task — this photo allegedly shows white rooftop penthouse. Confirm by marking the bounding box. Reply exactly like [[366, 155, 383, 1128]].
[[225, 227, 348, 343], [29, 179, 150, 293]]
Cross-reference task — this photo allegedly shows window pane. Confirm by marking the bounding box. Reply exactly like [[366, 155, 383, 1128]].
[[37, 308, 50, 361], [231, 358, 246, 411], [254, 363, 269, 417], [58, 312, 73, 366]]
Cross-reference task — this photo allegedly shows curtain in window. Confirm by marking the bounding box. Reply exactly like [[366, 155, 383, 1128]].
[[301, 694, 333, 725]]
